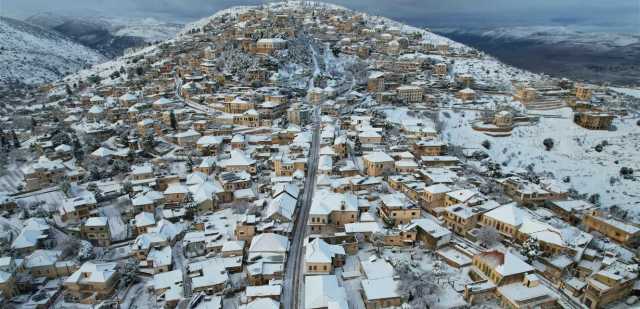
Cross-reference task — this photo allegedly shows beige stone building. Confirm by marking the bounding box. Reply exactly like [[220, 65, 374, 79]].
[[363, 152, 394, 176], [81, 217, 111, 247], [378, 194, 420, 226], [63, 262, 119, 304], [304, 238, 346, 275], [309, 190, 358, 234], [396, 85, 423, 103], [255, 38, 287, 54], [575, 84, 593, 101], [574, 112, 614, 130], [583, 211, 640, 245]]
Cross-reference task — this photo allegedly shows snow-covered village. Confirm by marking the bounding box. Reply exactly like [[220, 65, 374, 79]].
[[0, 1, 640, 309]]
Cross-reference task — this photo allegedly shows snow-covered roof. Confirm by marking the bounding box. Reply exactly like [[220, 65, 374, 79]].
[[304, 275, 349, 309], [344, 222, 381, 234], [363, 151, 393, 163], [148, 245, 172, 268], [361, 258, 394, 280], [478, 250, 534, 277], [25, 250, 61, 268], [243, 298, 280, 309], [220, 150, 256, 167], [310, 190, 358, 216], [134, 212, 156, 227], [164, 182, 189, 195], [245, 284, 282, 298], [361, 277, 400, 301], [248, 233, 290, 254], [406, 218, 452, 239], [65, 261, 117, 284], [85, 216, 108, 227], [188, 258, 229, 290], [221, 240, 245, 253], [153, 269, 183, 291], [266, 193, 298, 222], [304, 238, 345, 264], [133, 232, 167, 251], [483, 203, 525, 227], [197, 135, 223, 146]]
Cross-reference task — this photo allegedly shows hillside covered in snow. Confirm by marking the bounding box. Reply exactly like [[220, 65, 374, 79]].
[[0, 16, 106, 85], [438, 26, 640, 86], [26, 13, 183, 58]]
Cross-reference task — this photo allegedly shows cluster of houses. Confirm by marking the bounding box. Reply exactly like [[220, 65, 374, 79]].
[[0, 2, 638, 309]]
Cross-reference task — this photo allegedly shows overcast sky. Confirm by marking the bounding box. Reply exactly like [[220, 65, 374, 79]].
[[1, 0, 638, 32]]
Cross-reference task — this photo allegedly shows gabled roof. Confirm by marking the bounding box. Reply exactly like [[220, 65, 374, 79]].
[[304, 275, 348, 309], [65, 261, 117, 284], [304, 238, 345, 264], [248, 233, 289, 253], [134, 212, 156, 227], [266, 194, 298, 222], [483, 203, 526, 227], [363, 151, 393, 163], [310, 190, 358, 215], [220, 150, 256, 167]]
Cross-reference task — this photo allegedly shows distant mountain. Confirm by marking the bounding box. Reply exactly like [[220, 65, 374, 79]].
[[437, 26, 640, 86], [0, 16, 106, 85], [26, 13, 183, 58]]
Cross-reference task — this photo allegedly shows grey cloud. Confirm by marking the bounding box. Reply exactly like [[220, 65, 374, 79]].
[[1, 0, 637, 32]]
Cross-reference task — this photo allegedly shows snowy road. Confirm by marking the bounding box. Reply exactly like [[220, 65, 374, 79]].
[[284, 106, 320, 309], [283, 41, 323, 309]]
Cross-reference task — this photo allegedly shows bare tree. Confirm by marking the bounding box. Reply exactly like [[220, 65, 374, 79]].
[[477, 226, 500, 248], [370, 232, 385, 257], [396, 260, 440, 308]]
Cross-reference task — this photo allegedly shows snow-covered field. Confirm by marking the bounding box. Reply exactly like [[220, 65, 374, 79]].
[[0, 16, 106, 85], [475, 26, 640, 50], [109, 17, 183, 42], [610, 87, 640, 99], [440, 107, 640, 221]]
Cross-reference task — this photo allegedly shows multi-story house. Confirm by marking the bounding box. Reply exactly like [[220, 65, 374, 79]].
[[378, 194, 420, 226], [21, 156, 67, 191], [362, 152, 394, 177], [63, 262, 120, 304], [81, 217, 111, 246], [582, 261, 637, 309], [304, 238, 346, 275], [396, 85, 423, 103], [412, 138, 447, 157], [583, 211, 640, 246], [309, 190, 358, 234]]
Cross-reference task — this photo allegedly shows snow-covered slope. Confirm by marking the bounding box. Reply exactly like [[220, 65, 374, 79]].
[[26, 13, 183, 58], [441, 107, 640, 223], [437, 26, 640, 86], [0, 16, 106, 85], [470, 26, 640, 51], [110, 17, 183, 42], [28, 13, 183, 43]]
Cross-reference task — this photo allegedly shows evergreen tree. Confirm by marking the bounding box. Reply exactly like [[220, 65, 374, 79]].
[[60, 179, 71, 197], [0, 131, 7, 149], [521, 237, 540, 263], [10, 130, 20, 148], [185, 155, 193, 172], [169, 110, 178, 130]]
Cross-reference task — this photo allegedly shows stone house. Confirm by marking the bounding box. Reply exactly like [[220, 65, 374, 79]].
[[583, 211, 640, 246], [63, 262, 119, 304], [81, 217, 111, 247], [304, 238, 346, 275], [362, 152, 394, 177], [378, 194, 420, 227], [574, 112, 614, 130]]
